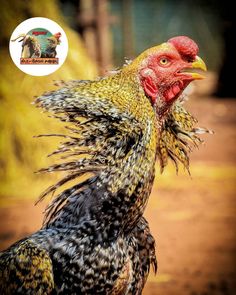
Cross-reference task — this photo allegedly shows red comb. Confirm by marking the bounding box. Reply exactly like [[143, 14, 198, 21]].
[[168, 36, 199, 60]]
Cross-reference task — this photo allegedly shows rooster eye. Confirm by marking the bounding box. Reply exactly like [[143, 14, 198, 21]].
[[159, 57, 170, 66]]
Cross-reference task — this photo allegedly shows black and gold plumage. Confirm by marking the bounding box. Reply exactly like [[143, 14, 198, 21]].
[[0, 36, 210, 294]]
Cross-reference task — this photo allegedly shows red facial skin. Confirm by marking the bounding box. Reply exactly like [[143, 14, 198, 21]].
[[140, 36, 199, 105], [54, 32, 62, 40]]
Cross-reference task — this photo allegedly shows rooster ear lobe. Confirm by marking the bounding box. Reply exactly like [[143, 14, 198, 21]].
[[141, 76, 158, 104]]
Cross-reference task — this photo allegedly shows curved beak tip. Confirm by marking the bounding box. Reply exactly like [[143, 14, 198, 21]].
[[190, 56, 207, 80]]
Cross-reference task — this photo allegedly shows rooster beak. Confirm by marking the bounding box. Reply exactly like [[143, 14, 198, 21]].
[[188, 56, 207, 80]]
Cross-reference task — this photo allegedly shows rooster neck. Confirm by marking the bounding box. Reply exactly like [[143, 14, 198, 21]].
[[89, 73, 158, 232], [39, 71, 158, 236], [47, 120, 157, 236], [97, 115, 157, 233]]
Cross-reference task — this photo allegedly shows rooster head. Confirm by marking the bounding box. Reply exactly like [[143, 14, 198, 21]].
[[134, 36, 206, 114]]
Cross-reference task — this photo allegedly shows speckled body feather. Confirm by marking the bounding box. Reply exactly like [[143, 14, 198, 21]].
[[0, 37, 210, 294]]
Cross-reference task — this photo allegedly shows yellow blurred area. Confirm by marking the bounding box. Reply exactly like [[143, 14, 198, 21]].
[[0, 0, 98, 202]]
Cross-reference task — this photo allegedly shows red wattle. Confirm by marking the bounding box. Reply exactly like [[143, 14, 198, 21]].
[[142, 76, 158, 104], [172, 84, 181, 95], [165, 88, 175, 102]]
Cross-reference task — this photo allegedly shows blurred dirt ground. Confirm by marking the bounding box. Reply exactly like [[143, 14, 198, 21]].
[[0, 75, 236, 295]]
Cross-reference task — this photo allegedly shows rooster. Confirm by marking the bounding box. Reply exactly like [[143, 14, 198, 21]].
[[41, 32, 61, 58], [0, 36, 209, 294]]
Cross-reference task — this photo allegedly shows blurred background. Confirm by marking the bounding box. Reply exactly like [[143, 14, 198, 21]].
[[0, 0, 235, 294]]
